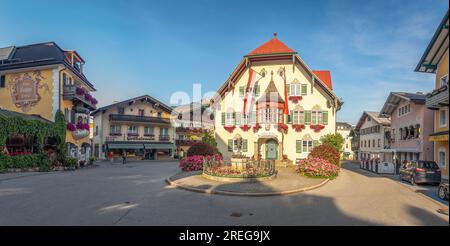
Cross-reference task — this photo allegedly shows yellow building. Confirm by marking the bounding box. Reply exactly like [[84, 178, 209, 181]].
[[212, 34, 342, 162], [0, 42, 97, 162], [415, 10, 449, 180]]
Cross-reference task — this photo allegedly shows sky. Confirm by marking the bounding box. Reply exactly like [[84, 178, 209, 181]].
[[0, 0, 448, 124]]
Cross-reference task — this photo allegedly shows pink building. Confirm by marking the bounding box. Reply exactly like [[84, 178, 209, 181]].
[[380, 92, 434, 166]]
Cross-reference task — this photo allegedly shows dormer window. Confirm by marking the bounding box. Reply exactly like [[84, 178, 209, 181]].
[[74, 61, 81, 72]]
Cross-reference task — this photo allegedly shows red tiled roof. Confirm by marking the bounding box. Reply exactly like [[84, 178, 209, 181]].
[[248, 33, 295, 56], [313, 70, 333, 90]]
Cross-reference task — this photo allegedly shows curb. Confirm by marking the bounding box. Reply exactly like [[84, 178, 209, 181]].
[[166, 175, 330, 197]]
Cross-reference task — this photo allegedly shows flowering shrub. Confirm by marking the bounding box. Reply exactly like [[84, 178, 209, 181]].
[[204, 166, 273, 178], [91, 98, 98, 105], [308, 144, 340, 167], [179, 154, 223, 172], [76, 122, 90, 131], [76, 86, 86, 96], [292, 124, 305, 132], [186, 142, 218, 157], [296, 157, 339, 178], [85, 93, 93, 102]]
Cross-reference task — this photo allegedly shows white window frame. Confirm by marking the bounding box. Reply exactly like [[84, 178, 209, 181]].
[[128, 125, 138, 134], [225, 112, 235, 126], [439, 109, 447, 128], [144, 126, 154, 135], [110, 125, 121, 134], [302, 140, 313, 153], [289, 84, 301, 96]]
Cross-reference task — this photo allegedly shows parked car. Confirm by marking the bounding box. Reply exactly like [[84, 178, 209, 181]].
[[399, 160, 441, 185], [438, 181, 449, 200]]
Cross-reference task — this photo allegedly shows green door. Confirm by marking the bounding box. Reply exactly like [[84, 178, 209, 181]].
[[265, 140, 278, 160]]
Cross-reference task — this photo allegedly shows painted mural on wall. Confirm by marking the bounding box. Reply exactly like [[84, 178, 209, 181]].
[[9, 71, 49, 112]]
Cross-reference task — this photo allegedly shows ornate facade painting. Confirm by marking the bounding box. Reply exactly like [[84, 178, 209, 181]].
[[10, 71, 49, 112]]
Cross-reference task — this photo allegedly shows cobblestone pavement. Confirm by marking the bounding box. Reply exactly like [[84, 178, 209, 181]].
[[0, 161, 448, 225]]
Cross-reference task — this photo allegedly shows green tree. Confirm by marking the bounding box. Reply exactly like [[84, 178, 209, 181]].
[[202, 131, 217, 148], [319, 133, 345, 151]]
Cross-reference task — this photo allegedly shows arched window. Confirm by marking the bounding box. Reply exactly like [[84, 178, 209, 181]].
[[311, 105, 322, 125], [292, 106, 305, 125]]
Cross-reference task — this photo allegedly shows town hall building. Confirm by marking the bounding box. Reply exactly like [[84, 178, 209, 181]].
[[212, 34, 342, 162]]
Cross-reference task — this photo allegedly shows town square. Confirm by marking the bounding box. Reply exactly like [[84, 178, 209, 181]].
[[0, 0, 449, 229]]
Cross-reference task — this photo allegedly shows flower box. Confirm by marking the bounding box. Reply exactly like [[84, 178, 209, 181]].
[[67, 123, 76, 131], [75, 87, 86, 96], [224, 125, 236, 133], [276, 123, 289, 133], [253, 123, 261, 132], [127, 133, 139, 136], [310, 124, 325, 132], [240, 125, 251, 131], [292, 124, 306, 132], [109, 133, 122, 136], [288, 96, 302, 103]]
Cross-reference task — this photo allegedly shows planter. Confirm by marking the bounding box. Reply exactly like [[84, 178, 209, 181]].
[[240, 125, 251, 131], [310, 124, 325, 132], [253, 123, 262, 132], [224, 125, 236, 133], [292, 124, 306, 132], [72, 129, 90, 139], [288, 96, 302, 103], [276, 123, 288, 133]]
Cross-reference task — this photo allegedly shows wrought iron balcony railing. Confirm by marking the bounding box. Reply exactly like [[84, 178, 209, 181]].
[[109, 114, 170, 124]]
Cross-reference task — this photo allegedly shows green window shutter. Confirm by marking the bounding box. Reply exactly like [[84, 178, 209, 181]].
[[227, 140, 233, 152], [243, 139, 248, 152], [287, 110, 293, 124], [305, 111, 311, 125], [255, 85, 260, 96], [235, 112, 241, 126], [313, 140, 320, 148], [239, 86, 245, 97], [323, 111, 328, 125], [301, 84, 307, 96], [287, 84, 290, 96], [221, 112, 225, 125], [296, 140, 302, 153]]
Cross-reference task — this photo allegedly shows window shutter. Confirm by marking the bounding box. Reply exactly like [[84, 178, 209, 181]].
[[239, 86, 245, 97], [255, 85, 260, 96], [287, 84, 290, 96], [305, 111, 311, 125], [235, 112, 241, 126], [221, 112, 225, 125], [296, 140, 302, 153], [323, 111, 328, 125], [287, 110, 293, 124], [243, 139, 248, 152], [301, 84, 307, 95], [228, 140, 233, 152], [313, 140, 320, 148]]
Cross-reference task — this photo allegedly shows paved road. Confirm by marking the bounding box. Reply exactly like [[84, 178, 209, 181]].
[[0, 161, 448, 225]]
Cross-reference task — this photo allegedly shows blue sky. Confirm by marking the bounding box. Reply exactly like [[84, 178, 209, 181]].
[[0, 0, 448, 124]]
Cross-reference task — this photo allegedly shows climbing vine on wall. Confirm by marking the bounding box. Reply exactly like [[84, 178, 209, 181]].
[[0, 110, 66, 158]]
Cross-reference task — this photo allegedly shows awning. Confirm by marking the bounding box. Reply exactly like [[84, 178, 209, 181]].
[[429, 131, 449, 142], [143, 143, 174, 149], [107, 143, 144, 149]]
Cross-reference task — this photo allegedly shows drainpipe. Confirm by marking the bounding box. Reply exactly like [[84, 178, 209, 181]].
[[59, 67, 67, 113]]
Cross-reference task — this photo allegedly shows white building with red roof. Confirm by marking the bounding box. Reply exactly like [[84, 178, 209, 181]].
[[212, 33, 342, 162]]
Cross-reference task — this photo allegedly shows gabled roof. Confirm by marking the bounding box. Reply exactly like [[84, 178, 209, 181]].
[[214, 34, 342, 111], [415, 10, 449, 73], [380, 92, 427, 116], [313, 70, 332, 90], [91, 95, 173, 116], [336, 122, 353, 129], [247, 33, 296, 56], [0, 108, 52, 123], [257, 74, 284, 104], [355, 111, 390, 130], [0, 42, 95, 90]]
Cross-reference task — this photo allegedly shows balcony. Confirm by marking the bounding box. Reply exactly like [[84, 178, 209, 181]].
[[63, 86, 97, 110], [109, 114, 170, 124], [176, 140, 201, 146], [426, 85, 449, 110], [159, 135, 170, 141]]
